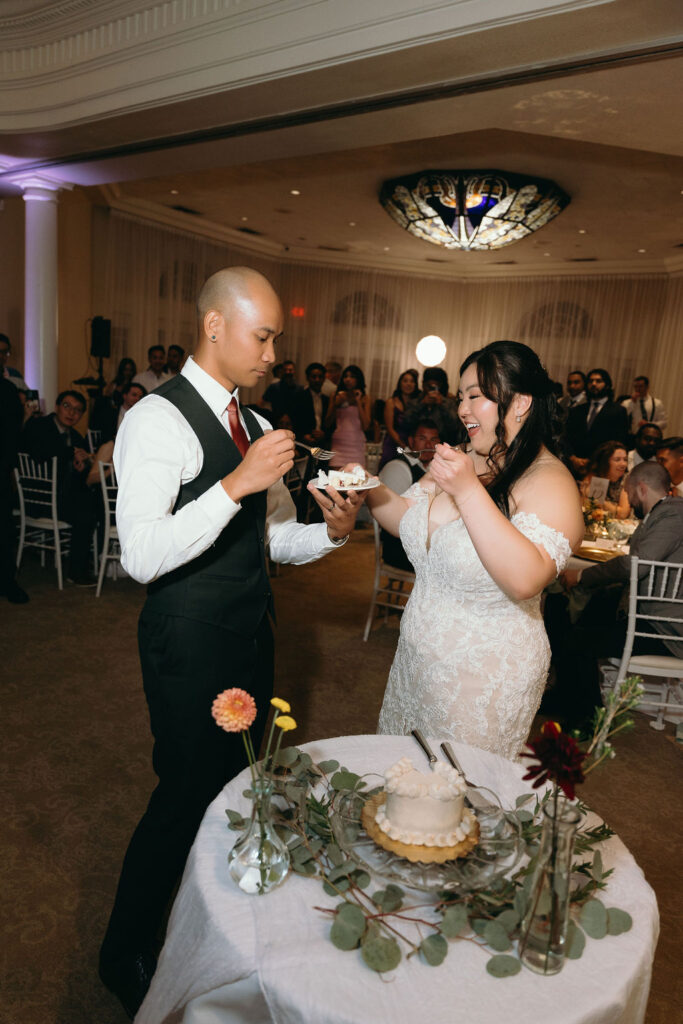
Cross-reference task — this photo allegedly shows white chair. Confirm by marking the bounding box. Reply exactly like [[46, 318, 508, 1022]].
[[96, 461, 121, 596], [362, 519, 415, 641], [601, 556, 683, 730], [87, 428, 102, 453], [15, 453, 71, 590]]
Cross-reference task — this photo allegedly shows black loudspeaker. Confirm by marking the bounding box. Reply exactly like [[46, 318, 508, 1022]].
[[90, 316, 111, 358]]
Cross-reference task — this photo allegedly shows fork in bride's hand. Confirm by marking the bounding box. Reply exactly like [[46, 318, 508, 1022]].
[[294, 442, 336, 461]]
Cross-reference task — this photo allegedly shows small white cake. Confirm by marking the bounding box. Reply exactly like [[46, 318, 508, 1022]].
[[375, 757, 472, 847], [317, 467, 366, 489]]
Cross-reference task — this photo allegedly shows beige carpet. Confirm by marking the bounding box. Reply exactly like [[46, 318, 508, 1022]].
[[1, 529, 680, 1023]]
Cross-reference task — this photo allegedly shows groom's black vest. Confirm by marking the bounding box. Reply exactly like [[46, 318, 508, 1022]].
[[144, 375, 272, 634]]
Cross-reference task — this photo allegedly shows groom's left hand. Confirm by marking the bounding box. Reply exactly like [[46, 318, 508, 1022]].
[[308, 482, 365, 540]]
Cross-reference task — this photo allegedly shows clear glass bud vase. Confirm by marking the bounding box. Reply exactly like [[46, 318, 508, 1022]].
[[518, 799, 582, 975], [228, 778, 290, 895]]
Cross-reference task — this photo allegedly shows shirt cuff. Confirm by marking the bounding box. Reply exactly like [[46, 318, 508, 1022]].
[[203, 478, 241, 521]]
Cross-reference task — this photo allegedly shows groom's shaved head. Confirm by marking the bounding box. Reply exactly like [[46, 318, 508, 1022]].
[[197, 267, 274, 323]]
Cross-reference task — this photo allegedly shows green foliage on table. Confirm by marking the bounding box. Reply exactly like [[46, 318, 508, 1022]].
[[224, 680, 640, 976]]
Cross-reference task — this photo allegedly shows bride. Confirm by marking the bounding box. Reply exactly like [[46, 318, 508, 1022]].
[[365, 341, 583, 759]]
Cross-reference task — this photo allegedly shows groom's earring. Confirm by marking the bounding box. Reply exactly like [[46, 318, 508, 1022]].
[[210, 334, 216, 340]]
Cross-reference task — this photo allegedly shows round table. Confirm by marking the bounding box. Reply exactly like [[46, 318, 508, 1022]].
[[136, 735, 658, 1024]]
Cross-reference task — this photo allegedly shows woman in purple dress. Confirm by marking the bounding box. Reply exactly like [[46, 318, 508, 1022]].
[[379, 368, 421, 468], [326, 365, 372, 468]]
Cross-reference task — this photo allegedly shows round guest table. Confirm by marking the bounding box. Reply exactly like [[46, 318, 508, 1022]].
[[136, 735, 658, 1024]]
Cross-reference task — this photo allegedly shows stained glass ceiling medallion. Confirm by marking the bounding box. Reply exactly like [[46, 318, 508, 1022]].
[[379, 170, 570, 251]]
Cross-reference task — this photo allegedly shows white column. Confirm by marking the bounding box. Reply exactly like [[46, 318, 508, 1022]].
[[22, 184, 61, 410]]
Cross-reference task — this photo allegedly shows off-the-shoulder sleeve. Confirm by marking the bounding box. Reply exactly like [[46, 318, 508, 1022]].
[[401, 481, 431, 502], [512, 511, 573, 574]]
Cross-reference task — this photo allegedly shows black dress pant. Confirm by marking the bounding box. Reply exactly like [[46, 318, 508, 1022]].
[[100, 610, 274, 967], [0, 469, 17, 590]]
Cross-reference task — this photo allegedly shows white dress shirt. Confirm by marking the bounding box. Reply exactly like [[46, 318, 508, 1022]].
[[114, 356, 340, 584], [133, 368, 172, 393], [621, 395, 667, 434]]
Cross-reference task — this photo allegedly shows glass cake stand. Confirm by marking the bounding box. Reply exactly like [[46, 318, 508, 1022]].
[[330, 780, 523, 894]]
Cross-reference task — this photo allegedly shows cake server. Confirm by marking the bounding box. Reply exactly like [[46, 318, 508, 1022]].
[[440, 742, 490, 810], [410, 729, 437, 770]]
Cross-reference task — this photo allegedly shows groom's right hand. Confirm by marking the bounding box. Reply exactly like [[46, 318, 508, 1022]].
[[221, 429, 295, 502]]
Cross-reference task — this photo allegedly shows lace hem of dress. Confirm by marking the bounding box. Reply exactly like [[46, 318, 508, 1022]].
[[511, 511, 573, 574]]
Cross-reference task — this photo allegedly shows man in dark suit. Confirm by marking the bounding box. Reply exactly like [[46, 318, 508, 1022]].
[[545, 461, 683, 727], [21, 390, 99, 585], [565, 367, 629, 477], [290, 361, 329, 446], [0, 377, 28, 602]]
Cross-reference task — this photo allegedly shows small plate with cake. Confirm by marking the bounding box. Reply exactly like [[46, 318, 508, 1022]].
[[312, 468, 379, 492]]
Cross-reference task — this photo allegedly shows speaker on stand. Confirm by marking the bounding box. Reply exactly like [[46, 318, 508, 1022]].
[[90, 316, 111, 397]]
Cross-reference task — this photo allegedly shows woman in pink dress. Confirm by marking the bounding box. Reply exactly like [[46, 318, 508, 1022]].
[[325, 364, 372, 468]]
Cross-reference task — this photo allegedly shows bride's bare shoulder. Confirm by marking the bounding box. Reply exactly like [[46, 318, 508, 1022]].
[[511, 449, 584, 546]]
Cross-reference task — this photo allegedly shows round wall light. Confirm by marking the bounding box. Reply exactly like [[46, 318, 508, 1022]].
[[416, 335, 446, 366]]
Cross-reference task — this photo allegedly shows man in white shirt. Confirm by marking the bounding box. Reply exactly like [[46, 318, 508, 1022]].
[[100, 267, 363, 1017], [133, 344, 172, 392], [379, 420, 440, 571], [321, 359, 342, 397], [621, 375, 667, 436]]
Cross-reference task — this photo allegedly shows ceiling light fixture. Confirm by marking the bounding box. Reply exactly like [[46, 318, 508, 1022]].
[[415, 335, 446, 367], [170, 189, 179, 195], [290, 189, 301, 196], [380, 169, 569, 251]]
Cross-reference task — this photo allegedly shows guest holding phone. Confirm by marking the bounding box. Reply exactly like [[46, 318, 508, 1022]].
[[325, 364, 372, 468]]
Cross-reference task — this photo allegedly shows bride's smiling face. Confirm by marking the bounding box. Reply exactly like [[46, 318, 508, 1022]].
[[458, 363, 528, 455]]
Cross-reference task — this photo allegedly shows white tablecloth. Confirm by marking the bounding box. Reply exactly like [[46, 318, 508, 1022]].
[[136, 735, 658, 1024]]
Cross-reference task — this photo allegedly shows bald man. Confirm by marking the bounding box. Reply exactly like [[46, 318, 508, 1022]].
[[100, 267, 363, 1016]]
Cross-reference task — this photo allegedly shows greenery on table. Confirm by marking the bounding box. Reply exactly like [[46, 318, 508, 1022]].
[[224, 679, 641, 976]]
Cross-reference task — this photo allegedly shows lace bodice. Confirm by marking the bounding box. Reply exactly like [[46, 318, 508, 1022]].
[[377, 490, 572, 759]]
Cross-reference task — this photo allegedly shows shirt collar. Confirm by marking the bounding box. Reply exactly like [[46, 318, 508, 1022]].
[[181, 355, 237, 417], [591, 395, 608, 407]]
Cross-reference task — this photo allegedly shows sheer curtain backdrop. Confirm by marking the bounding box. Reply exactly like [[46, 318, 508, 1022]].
[[98, 212, 681, 430]]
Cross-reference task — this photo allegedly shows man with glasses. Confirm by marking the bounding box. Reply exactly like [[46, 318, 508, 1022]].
[[21, 390, 99, 585]]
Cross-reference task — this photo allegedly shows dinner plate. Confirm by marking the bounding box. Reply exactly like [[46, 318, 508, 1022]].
[[312, 475, 380, 492]]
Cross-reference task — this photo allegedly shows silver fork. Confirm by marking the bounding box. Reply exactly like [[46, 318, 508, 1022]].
[[294, 442, 336, 461], [397, 446, 436, 458]]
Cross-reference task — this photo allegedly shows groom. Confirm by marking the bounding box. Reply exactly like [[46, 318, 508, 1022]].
[[100, 266, 363, 1017]]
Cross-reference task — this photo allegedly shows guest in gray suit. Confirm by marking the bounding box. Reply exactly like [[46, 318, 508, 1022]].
[[544, 460, 683, 728]]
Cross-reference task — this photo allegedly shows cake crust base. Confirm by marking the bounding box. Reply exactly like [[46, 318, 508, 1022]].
[[361, 792, 480, 864]]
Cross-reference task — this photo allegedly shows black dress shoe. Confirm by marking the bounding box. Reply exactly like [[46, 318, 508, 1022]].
[[67, 572, 98, 587], [99, 951, 157, 1020], [4, 582, 29, 604]]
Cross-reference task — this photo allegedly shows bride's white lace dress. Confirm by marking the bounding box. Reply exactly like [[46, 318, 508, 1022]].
[[377, 486, 572, 759]]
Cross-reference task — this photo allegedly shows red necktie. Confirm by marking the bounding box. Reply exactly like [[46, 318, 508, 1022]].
[[227, 397, 250, 458]]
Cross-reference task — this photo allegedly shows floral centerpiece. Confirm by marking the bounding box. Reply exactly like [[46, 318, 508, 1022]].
[[212, 689, 297, 894]]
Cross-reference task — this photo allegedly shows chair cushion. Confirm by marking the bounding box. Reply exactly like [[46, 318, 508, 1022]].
[[627, 654, 683, 675]]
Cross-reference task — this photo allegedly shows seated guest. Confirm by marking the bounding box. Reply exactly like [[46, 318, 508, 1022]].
[[21, 390, 100, 585], [0, 333, 28, 392], [0, 376, 28, 602], [103, 357, 137, 401], [92, 381, 147, 441], [656, 436, 683, 496], [165, 345, 185, 375], [565, 368, 629, 477], [545, 461, 683, 728], [558, 370, 586, 413], [628, 423, 662, 471], [621, 375, 667, 437], [133, 345, 171, 393], [379, 369, 421, 468], [379, 419, 440, 571], [580, 440, 630, 519], [408, 367, 465, 446]]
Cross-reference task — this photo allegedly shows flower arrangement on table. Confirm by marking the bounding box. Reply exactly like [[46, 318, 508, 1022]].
[[213, 678, 642, 975]]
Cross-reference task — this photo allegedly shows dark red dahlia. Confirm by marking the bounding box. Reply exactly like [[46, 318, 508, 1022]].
[[520, 720, 585, 800]]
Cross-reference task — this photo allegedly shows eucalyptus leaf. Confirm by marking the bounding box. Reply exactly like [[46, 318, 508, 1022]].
[[440, 904, 469, 938], [323, 876, 350, 896], [373, 886, 404, 913], [331, 770, 362, 791], [591, 850, 604, 882], [326, 842, 344, 867], [330, 903, 366, 950], [606, 908, 633, 935], [513, 890, 527, 918], [580, 899, 608, 939], [471, 918, 488, 937], [327, 862, 354, 883], [566, 921, 586, 959], [299, 752, 313, 768], [292, 860, 316, 876], [486, 955, 522, 978], [483, 921, 512, 952], [516, 809, 535, 824], [317, 759, 340, 774], [515, 793, 534, 808], [420, 934, 448, 966], [274, 746, 299, 766], [361, 936, 402, 973], [351, 869, 371, 889], [495, 909, 520, 935]]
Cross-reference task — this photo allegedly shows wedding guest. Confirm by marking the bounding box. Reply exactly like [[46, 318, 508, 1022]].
[[546, 461, 683, 728], [103, 357, 137, 400], [379, 419, 441, 572], [379, 369, 421, 469], [580, 441, 630, 519], [656, 437, 683, 496], [92, 381, 147, 441], [325, 364, 372, 468], [290, 362, 329, 446], [133, 346, 171, 392], [408, 367, 464, 445], [99, 266, 364, 1018], [0, 333, 28, 392], [261, 359, 300, 424], [165, 345, 185, 375], [21, 391, 99, 585], [321, 360, 342, 397], [627, 423, 662, 471], [621, 375, 667, 437], [0, 376, 28, 603], [565, 367, 629, 476], [558, 370, 586, 413]]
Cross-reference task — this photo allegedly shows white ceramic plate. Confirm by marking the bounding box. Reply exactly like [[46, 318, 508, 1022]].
[[312, 475, 380, 492]]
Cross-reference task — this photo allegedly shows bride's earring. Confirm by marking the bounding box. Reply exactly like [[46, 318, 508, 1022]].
[[516, 414, 522, 422]]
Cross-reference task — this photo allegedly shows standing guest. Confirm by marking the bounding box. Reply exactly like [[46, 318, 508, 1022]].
[[99, 267, 364, 1019], [409, 367, 465, 446], [627, 423, 663, 471], [379, 419, 441, 572], [558, 370, 587, 412], [290, 362, 329, 446], [21, 391, 99, 585], [260, 359, 300, 425], [621, 375, 667, 437], [103, 357, 137, 400], [0, 377, 28, 603], [379, 369, 421, 469], [0, 333, 28, 392], [656, 436, 683, 496], [565, 367, 629, 476], [133, 345, 171, 393], [579, 441, 630, 519], [165, 345, 185, 375], [325, 364, 372, 468], [321, 360, 342, 398]]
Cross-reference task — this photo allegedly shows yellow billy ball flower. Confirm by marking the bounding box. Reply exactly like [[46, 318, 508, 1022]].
[[274, 715, 297, 732], [270, 697, 291, 713]]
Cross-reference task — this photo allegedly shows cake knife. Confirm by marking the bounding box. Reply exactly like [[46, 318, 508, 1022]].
[[410, 729, 437, 770], [440, 742, 489, 810]]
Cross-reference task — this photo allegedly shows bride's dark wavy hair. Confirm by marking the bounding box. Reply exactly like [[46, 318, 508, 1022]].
[[460, 340, 562, 518]]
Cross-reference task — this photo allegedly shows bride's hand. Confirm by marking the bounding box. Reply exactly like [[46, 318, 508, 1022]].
[[429, 444, 480, 503]]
